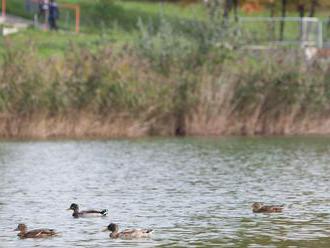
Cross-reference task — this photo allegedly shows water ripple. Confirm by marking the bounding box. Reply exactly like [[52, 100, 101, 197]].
[[0, 137, 330, 247]]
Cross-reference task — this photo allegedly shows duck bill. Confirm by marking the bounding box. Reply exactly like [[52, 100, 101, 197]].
[[101, 227, 108, 232], [66, 208, 72, 211], [14, 228, 19, 231]]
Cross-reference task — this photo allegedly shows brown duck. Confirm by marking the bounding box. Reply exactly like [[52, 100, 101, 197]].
[[103, 223, 153, 239], [14, 224, 58, 238], [252, 202, 284, 213]]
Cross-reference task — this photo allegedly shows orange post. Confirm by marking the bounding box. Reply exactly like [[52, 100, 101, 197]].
[[75, 5, 80, 33], [60, 3, 80, 33], [2, 0, 6, 18]]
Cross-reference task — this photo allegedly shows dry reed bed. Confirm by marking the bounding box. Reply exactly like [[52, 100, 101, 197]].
[[0, 41, 330, 138]]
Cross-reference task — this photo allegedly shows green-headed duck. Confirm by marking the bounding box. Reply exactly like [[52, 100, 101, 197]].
[[103, 223, 153, 239], [67, 203, 108, 218]]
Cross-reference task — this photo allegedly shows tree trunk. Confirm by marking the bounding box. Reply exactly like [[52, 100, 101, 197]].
[[269, 1, 275, 18], [298, 4, 305, 42], [298, 4, 305, 18], [233, 0, 239, 22], [309, 0, 318, 17], [280, 0, 287, 41], [269, 0, 275, 41], [224, 0, 232, 21]]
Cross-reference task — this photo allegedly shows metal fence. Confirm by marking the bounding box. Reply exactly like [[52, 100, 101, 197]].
[[239, 17, 330, 48], [324, 19, 330, 48]]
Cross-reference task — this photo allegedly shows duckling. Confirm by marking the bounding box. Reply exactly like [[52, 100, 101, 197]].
[[14, 224, 58, 239], [252, 202, 284, 213], [103, 223, 153, 239], [67, 203, 108, 218]]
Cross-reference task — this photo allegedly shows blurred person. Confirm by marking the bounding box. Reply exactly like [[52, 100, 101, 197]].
[[48, 0, 60, 30]]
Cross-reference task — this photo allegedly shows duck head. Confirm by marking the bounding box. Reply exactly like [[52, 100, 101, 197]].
[[67, 203, 79, 211], [103, 223, 119, 233], [251, 202, 263, 211], [14, 224, 27, 233]]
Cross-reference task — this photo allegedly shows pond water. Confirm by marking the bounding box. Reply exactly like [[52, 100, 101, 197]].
[[0, 137, 330, 247]]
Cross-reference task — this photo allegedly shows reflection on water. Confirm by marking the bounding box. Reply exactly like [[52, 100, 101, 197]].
[[0, 137, 330, 247]]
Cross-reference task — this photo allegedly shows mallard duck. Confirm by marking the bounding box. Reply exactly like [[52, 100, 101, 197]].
[[14, 224, 58, 239], [252, 202, 284, 213], [103, 223, 153, 239], [67, 203, 108, 218]]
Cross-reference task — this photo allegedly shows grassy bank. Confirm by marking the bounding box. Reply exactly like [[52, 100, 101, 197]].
[[4, 0, 203, 32], [0, 0, 203, 56], [1, 25, 330, 138], [0, 1, 330, 138], [1, 1, 329, 56]]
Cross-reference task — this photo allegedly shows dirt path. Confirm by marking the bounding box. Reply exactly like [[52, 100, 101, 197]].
[[0, 14, 33, 29]]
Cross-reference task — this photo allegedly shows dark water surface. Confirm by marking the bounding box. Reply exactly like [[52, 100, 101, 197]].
[[0, 137, 330, 247]]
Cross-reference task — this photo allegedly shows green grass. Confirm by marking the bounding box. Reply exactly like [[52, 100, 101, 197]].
[[0, 0, 206, 55], [0, 29, 105, 57], [3, 0, 204, 32], [1, 1, 329, 55]]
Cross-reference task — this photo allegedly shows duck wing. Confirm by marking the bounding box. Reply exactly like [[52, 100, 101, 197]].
[[139, 229, 153, 234], [119, 228, 153, 238], [260, 205, 284, 213], [24, 229, 57, 238], [79, 209, 108, 216], [269, 205, 284, 212]]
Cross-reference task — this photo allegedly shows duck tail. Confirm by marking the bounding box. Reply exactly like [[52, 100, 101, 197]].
[[145, 229, 153, 233], [100, 209, 108, 216], [53, 231, 61, 237]]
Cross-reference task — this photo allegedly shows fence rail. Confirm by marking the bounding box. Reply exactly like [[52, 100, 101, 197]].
[[239, 17, 329, 48]]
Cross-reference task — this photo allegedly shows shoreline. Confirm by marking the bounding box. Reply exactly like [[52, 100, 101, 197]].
[[1, 113, 330, 140]]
